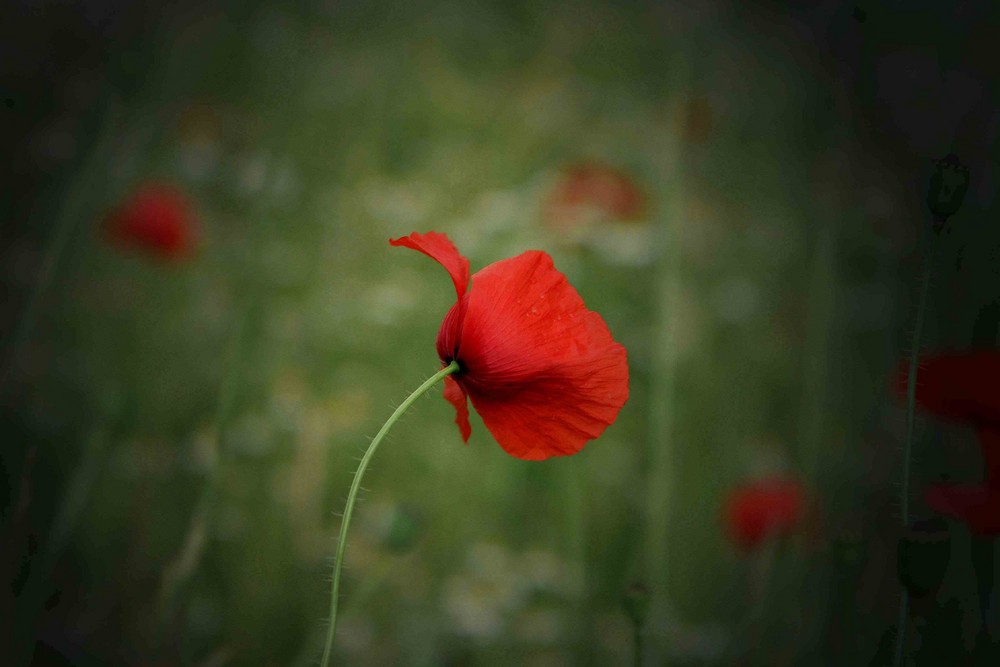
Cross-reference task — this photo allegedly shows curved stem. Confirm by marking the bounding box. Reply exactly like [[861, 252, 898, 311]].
[[320, 361, 460, 667], [893, 235, 938, 667]]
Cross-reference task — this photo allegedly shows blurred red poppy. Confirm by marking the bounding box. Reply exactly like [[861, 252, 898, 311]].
[[894, 351, 1000, 427], [722, 478, 805, 550], [542, 163, 645, 231], [105, 183, 199, 260], [897, 352, 1000, 534], [925, 427, 1000, 535], [391, 231, 629, 460]]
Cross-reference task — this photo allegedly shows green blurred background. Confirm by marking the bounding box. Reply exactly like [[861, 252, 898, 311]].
[[2, 0, 999, 665]]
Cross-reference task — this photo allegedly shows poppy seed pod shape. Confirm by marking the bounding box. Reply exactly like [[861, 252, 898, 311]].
[[390, 231, 629, 460], [926, 154, 970, 229]]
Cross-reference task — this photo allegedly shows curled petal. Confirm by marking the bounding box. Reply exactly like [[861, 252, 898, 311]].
[[390, 232, 470, 301], [458, 251, 628, 459]]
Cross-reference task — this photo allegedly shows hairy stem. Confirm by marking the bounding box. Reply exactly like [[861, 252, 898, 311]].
[[894, 235, 938, 667], [320, 361, 460, 667]]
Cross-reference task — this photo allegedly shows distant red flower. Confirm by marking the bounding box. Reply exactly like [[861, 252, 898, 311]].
[[925, 426, 1000, 535], [390, 231, 629, 460], [105, 183, 199, 260], [895, 351, 1000, 427], [722, 478, 805, 550], [542, 163, 645, 231], [896, 351, 1000, 534]]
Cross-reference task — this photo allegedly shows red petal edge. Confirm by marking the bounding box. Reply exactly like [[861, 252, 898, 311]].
[[389, 232, 470, 301], [456, 251, 629, 460], [443, 375, 471, 443]]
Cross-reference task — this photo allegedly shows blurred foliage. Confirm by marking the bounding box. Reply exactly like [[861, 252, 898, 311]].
[[2, 0, 999, 665]]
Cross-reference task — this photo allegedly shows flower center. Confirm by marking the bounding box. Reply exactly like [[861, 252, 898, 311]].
[[442, 356, 464, 378]]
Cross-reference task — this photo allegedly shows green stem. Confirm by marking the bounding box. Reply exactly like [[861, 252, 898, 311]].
[[901, 239, 937, 528], [893, 235, 938, 667], [320, 360, 460, 667]]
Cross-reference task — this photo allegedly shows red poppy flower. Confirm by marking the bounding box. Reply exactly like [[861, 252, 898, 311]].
[[105, 183, 199, 260], [390, 231, 629, 460], [896, 351, 1000, 534], [542, 163, 645, 231], [925, 426, 1000, 535], [894, 351, 1000, 427], [721, 478, 805, 550]]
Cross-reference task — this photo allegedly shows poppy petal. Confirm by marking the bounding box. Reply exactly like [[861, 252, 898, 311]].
[[926, 483, 1000, 535], [390, 232, 470, 301], [435, 297, 467, 366], [926, 484, 990, 515], [443, 375, 471, 443], [457, 251, 628, 459], [896, 351, 1000, 426], [977, 426, 1000, 488]]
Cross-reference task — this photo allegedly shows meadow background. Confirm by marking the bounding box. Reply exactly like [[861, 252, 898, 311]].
[[2, 0, 999, 665]]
